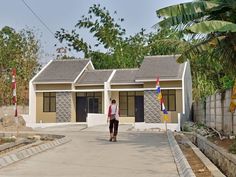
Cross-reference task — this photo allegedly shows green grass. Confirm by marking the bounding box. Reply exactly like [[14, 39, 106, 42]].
[[0, 137, 16, 144]]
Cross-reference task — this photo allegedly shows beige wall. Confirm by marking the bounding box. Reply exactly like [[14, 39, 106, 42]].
[[119, 117, 135, 124], [110, 91, 119, 106], [101, 92, 104, 113], [160, 89, 182, 123], [36, 84, 71, 90], [111, 84, 143, 89], [35, 84, 182, 123], [144, 81, 182, 88], [36, 92, 56, 123]]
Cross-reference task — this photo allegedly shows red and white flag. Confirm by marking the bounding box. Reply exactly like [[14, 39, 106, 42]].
[[12, 68, 17, 117]]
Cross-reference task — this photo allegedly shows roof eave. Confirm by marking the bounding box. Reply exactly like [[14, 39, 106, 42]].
[[135, 78, 182, 82], [74, 83, 104, 86], [111, 82, 143, 85], [33, 81, 73, 84], [30, 60, 53, 83]]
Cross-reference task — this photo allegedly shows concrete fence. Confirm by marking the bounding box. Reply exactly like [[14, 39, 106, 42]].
[[193, 89, 236, 134], [0, 105, 29, 117], [135, 113, 181, 131]]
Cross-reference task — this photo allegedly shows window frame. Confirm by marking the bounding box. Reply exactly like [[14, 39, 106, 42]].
[[43, 92, 56, 112], [119, 91, 143, 117], [161, 90, 176, 111], [76, 92, 102, 113]]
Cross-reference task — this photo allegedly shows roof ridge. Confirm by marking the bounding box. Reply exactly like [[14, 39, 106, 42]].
[[115, 68, 139, 71], [53, 59, 91, 62], [84, 68, 139, 71], [84, 70, 114, 72], [144, 55, 181, 58]]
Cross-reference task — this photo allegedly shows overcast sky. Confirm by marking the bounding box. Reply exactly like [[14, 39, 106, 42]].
[[0, 0, 191, 64]]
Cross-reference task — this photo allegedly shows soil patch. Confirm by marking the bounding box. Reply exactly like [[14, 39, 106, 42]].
[[208, 136, 235, 151], [175, 135, 212, 177], [0, 142, 29, 155]]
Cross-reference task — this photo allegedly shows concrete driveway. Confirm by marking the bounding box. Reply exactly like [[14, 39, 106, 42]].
[[0, 125, 179, 177]]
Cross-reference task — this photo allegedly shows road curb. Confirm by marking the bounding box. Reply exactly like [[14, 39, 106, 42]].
[[181, 134, 225, 177], [167, 130, 196, 177], [0, 136, 71, 168]]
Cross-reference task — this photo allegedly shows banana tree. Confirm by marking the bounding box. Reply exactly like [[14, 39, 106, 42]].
[[156, 0, 236, 71]]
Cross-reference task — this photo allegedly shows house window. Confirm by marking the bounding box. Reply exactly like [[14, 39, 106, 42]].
[[43, 92, 56, 112], [119, 91, 143, 117], [161, 90, 176, 111], [76, 92, 102, 113]]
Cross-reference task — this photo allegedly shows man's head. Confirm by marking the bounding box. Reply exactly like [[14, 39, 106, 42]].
[[111, 99, 116, 104]]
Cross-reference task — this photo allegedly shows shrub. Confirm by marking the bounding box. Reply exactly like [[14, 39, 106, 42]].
[[228, 141, 236, 154]]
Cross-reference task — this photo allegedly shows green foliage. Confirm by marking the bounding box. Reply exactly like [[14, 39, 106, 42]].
[[0, 137, 16, 143], [147, 29, 188, 55], [156, 0, 236, 100], [183, 124, 192, 132], [221, 76, 235, 89], [0, 26, 40, 105], [55, 4, 186, 69], [156, 0, 236, 72], [187, 20, 236, 33], [229, 140, 236, 154], [156, 1, 220, 28], [190, 51, 235, 100], [195, 122, 206, 129]]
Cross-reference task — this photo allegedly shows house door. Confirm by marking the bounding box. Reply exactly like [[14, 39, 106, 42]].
[[76, 97, 87, 122], [135, 96, 144, 122]]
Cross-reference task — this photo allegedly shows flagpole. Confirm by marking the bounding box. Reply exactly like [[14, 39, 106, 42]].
[[156, 76, 169, 132], [12, 68, 18, 137], [165, 120, 167, 131]]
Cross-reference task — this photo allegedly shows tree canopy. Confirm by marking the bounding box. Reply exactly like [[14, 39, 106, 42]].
[[156, 0, 236, 99], [156, 0, 236, 70], [55, 4, 186, 69], [0, 26, 40, 105], [55, 3, 235, 100]]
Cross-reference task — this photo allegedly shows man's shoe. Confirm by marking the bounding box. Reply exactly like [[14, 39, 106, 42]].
[[113, 137, 117, 142], [109, 137, 113, 142]]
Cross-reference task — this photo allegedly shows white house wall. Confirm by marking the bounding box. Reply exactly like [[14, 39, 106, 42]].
[[29, 81, 36, 123], [182, 61, 192, 125], [29, 60, 53, 123]]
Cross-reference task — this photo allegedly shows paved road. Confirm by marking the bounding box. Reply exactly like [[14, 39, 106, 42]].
[[0, 125, 179, 177]]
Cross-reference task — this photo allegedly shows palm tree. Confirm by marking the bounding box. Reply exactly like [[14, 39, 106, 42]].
[[156, 0, 236, 72]]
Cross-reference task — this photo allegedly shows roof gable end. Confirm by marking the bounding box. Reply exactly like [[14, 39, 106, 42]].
[[33, 59, 90, 83]]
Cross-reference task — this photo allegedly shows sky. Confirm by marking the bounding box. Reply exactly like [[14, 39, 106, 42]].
[[0, 0, 190, 64]]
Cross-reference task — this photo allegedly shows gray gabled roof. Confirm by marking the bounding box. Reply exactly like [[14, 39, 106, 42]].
[[76, 70, 113, 85], [135, 55, 185, 81], [33, 55, 186, 85], [33, 59, 90, 83], [111, 69, 139, 84]]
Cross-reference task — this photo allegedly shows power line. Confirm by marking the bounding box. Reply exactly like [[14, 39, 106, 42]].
[[21, 0, 55, 37]]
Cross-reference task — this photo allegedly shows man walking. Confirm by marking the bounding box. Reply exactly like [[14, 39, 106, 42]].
[[108, 99, 119, 142]]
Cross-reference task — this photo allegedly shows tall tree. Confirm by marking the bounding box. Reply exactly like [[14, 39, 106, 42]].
[[156, 0, 236, 99], [56, 4, 188, 69], [0, 26, 40, 105], [156, 0, 236, 71], [55, 4, 147, 69]]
